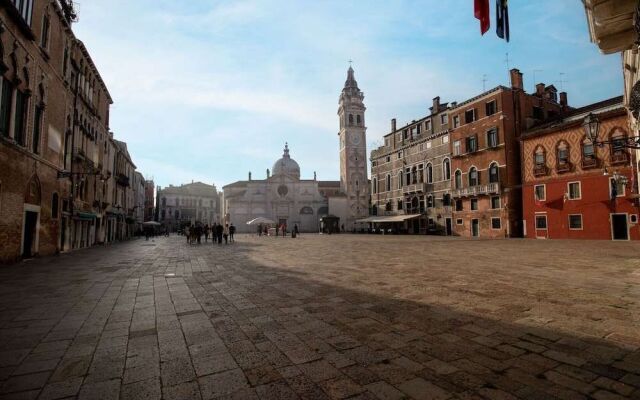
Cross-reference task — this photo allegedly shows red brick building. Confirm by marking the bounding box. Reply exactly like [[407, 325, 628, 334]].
[[449, 69, 569, 238], [521, 96, 639, 240]]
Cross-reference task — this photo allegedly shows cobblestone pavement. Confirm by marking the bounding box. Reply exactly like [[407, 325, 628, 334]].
[[0, 234, 639, 400]]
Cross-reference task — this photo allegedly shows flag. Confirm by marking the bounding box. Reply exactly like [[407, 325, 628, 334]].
[[496, 0, 510, 42], [474, 0, 490, 35]]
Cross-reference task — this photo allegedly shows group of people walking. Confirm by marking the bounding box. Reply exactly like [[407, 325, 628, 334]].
[[185, 223, 235, 245], [256, 223, 299, 237]]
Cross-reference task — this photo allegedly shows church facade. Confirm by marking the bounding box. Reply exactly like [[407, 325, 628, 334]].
[[222, 66, 368, 233]]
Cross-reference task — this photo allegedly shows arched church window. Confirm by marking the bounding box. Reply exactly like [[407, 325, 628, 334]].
[[348, 114, 354, 126], [356, 115, 361, 125], [300, 206, 314, 215]]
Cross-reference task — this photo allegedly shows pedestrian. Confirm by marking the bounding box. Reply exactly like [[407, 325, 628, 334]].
[[216, 223, 224, 245], [204, 224, 209, 242], [195, 224, 202, 244], [294, 224, 299, 236], [211, 223, 217, 244], [281, 223, 286, 237], [223, 223, 230, 244], [276, 224, 279, 237], [257, 224, 262, 237], [229, 223, 235, 243], [185, 225, 191, 244]]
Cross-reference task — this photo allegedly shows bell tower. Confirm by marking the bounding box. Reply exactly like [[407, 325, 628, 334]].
[[338, 66, 368, 228]]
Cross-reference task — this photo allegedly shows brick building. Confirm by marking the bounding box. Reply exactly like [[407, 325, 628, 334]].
[[521, 97, 639, 240], [0, 1, 147, 263], [369, 97, 453, 234], [0, 1, 73, 262], [449, 68, 569, 238]]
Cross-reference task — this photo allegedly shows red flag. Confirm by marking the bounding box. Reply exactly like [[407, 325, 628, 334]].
[[474, 0, 490, 35]]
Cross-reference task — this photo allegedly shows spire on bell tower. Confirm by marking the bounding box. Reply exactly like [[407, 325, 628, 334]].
[[283, 142, 290, 158]]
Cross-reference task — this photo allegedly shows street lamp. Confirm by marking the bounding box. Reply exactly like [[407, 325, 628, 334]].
[[583, 112, 640, 148]]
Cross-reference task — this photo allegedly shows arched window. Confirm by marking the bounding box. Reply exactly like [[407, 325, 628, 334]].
[[427, 195, 434, 208], [443, 158, 451, 181], [372, 177, 377, 194], [455, 170, 462, 189], [489, 162, 499, 183], [411, 166, 418, 184], [582, 137, 595, 160], [426, 163, 433, 184], [468, 167, 478, 187], [356, 115, 361, 125], [398, 171, 403, 189], [534, 146, 546, 166], [300, 206, 314, 215], [386, 174, 391, 192], [348, 114, 354, 125], [556, 141, 570, 164], [51, 193, 59, 219], [610, 129, 628, 163]]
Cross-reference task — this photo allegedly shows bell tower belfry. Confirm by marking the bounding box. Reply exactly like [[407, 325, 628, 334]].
[[338, 66, 369, 228]]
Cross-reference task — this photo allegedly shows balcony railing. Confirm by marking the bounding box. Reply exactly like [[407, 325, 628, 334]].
[[556, 161, 572, 173], [582, 157, 598, 169], [452, 182, 500, 198], [611, 152, 629, 165], [403, 182, 428, 194], [533, 165, 549, 177]]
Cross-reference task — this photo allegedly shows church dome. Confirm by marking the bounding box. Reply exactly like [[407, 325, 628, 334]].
[[272, 143, 300, 179]]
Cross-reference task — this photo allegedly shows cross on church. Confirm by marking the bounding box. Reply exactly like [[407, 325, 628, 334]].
[[348, 59, 353, 67]]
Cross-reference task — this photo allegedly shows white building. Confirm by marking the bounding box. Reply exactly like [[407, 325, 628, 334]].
[[158, 182, 220, 231]]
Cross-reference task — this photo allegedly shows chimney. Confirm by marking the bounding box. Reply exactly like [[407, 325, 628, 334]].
[[432, 96, 440, 113], [535, 83, 545, 96], [391, 118, 396, 132], [451, 101, 457, 108], [510, 68, 523, 90], [248, 171, 252, 181], [559, 92, 568, 107]]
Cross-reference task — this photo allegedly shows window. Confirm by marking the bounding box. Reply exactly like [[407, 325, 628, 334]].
[[610, 130, 628, 162], [403, 130, 408, 140], [557, 141, 569, 164], [489, 162, 499, 183], [397, 200, 403, 210], [372, 178, 377, 194], [440, 113, 448, 125], [32, 105, 43, 154], [453, 115, 460, 128], [51, 193, 59, 219], [631, 215, 638, 224], [425, 120, 431, 131], [162, 197, 167, 206], [427, 195, 434, 208], [0, 78, 13, 137], [491, 196, 500, 209], [405, 168, 410, 186], [533, 106, 544, 120], [468, 167, 479, 186], [470, 198, 478, 211], [417, 164, 424, 183], [442, 135, 449, 144], [454, 170, 462, 189], [397, 151, 403, 159], [398, 171, 403, 189], [486, 100, 497, 116], [348, 114, 354, 125], [535, 215, 547, 229], [465, 109, 476, 124], [534, 146, 546, 166], [568, 182, 581, 200], [491, 218, 501, 230], [41, 14, 50, 50], [386, 156, 390, 163], [534, 185, 546, 201], [426, 163, 433, 183], [10, 0, 33, 26], [428, 218, 435, 227], [455, 199, 463, 211], [568, 214, 583, 230], [356, 115, 361, 125], [453, 140, 461, 155], [443, 193, 451, 206], [14, 90, 28, 146], [386, 175, 391, 192], [610, 178, 625, 198], [456, 218, 463, 225], [443, 159, 451, 180], [466, 135, 477, 153], [426, 141, 432, 149], [487, 128, 498, 148]]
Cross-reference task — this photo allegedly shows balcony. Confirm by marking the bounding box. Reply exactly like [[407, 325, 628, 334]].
[[116, 173, 130, 187], [556, 161, 572, 173], [403, 182, 429, 194], [582, 157, 598, 169], [452, 182, 500, 198], [533, 165, 549, 177], [611, 152, 629, 165]]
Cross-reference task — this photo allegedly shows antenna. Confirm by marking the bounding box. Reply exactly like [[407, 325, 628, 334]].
[[482, 74, 488, 92], [504, 52, 511, 71], [557, 72, 568, 91]]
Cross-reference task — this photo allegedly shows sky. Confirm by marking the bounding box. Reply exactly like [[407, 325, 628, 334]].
[[72, 0, 623, 190]]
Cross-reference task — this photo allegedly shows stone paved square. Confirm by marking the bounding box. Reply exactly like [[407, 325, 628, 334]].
[[0, 234, 639, 399]]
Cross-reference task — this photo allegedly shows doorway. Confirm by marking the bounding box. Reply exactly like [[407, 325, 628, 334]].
[[611, 213, 629, 240], [445, 218, 452, 236], [471, 219, 479, 237], [22, 211, 39, 258]]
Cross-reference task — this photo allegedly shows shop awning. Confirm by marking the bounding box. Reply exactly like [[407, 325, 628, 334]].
[[357, 214, 421, 223], [75, 212, 97, 221]]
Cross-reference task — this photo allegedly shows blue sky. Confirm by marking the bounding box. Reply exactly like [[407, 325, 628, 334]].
[[73, 0, 623, 189]]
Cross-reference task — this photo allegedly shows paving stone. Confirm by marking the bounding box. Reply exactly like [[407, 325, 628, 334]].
[[38, 377, 84, 400], [364, 381, 407, 400], [198, 368, 249, 399], [398, 377, 451, 400], [121, 377, 161, 400], [0, 372, 50, 394], [162, 381, 202, 400], [78, 378, 121, 400]]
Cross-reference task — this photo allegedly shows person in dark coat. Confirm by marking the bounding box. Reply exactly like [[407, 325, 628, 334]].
[[229, 223, 236, 243], [216, 223, 224, 245], [195, 224, 203, 244], [204, 224, 210, 242]]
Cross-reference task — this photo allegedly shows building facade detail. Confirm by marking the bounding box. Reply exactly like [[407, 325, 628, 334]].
[[157, 181, 220, 231]]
